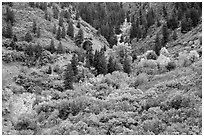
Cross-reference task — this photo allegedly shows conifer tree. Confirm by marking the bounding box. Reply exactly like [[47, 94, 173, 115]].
[[57, 41, 64, 54], [59, 16, 63, 27], [97, 49, 107, 75], [49, 39, 55, 54], [53, 6, 59, 19], [35, 43, 42, 58], [25, 32, 32, 42], [172, 30, 177, 40], [61, 25, 66, 39], [93, 50, 99, 69], [5, 6, 15, 25], [71, 54, 78, 76], [56, 26, 61, 40], [37, 27, 41, 38], [162, 23, 169, 45], [67, 21, 74, 38], [64, 63, 74, 90], [107, 56, 115, 74], [75, 28, 84, 46], [47, 65, 52, 74], [76, 21, 80, 28], [154, 33, 161, 56], [3, 21, 13, 38], [123, 56, 131, 74], [53, 24, 57, 34], [13, 34, 17, 42], [32, 20, 37, 34]]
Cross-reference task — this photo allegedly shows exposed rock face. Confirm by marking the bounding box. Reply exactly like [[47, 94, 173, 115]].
[[160, 47, 169, 57], [9, 93, 36, 125], [156, 54, 171, 67]]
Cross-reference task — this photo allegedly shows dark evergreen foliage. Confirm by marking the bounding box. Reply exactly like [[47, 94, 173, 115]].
[[56, 26, 61, 40], [24, 32, 32, 42], [64, 63, 74, 90], [71, 54, 78, 76], [61, 25, 66, 39], [5, 6, 15, 25], [67, 21, 74, 38]]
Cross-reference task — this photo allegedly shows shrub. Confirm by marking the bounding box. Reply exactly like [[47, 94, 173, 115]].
[[14, 114, 37, 131], [131, 73, 148, 88], [47, 66, 52, 74], [166, 61, 176, 71], [146, 51, 157, 60], [24, 32, 32, 42]]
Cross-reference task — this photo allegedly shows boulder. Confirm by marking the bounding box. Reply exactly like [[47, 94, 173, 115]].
[[194, 39, 200, 46], [198, 33, 202, 45], [188, 50, 199, 62], [183, 41, 188, 46], [188, 41, 194, 46], [156, 54, 171, 67], [160, 47, 169, 56]]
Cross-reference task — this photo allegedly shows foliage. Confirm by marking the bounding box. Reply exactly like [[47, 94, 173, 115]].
[[56, 26, 61, 40], [24, 32, 33, 42], [64, 63, 74, 90], [3, 21, 13, 38], [67, 21, 74, 38], [5, 6, 15, 25]]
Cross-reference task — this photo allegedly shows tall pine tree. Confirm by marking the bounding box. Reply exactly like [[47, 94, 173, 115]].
[[61, 25, 66, 39], [67, 21, 74, 38], [64, 63, 74, 90], [56, 26, 61, 40]]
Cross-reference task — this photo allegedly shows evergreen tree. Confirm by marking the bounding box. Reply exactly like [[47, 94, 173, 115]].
[[56, 26, 61, 40], [172, 30, 177, 40], [93, 50, 99, 69], [53, 24, 57, 34], [3, 21, 13, 38], [37, 27, 41, 38], [35, 43, 42, 58], [162, 5, 167, 18], [5, 6, 15, 25], [25, 32, 32, 42], [53, 6, 59, 19], [59, 16, 63, 27], [57, 41, 64, 54], [49, 39, 55, 54], [181, 15, 192, 33], [97, 49, 107, 75], [47, 65, 52, 74], [67, 21, 74, 38], [146, 7, 155, 28], [86, 47, 94, 67], [107, 56, 115, 73], [13, 34, 17, 42], [119, 35, 124, 43], [71, 54, 78, 76], [167, 8, 178, 30], [162, 23, 169, 46], [32, 20, 37, 34], [75, 28, 84, 47], [64, 63, 74, 90], [76, 21, 80, 28], [44, 10, 48, 20], [61, 25, 66, 39], [154, 33, 161, 56], [9, 39, 16, 50], [123, 56, 131, 74]]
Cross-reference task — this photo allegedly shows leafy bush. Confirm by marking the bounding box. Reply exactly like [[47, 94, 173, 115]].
[[14, 114, 37, 131], [166, 61, 176, 71], [146, 51, 157, 60], [131, 73, 148, 88]]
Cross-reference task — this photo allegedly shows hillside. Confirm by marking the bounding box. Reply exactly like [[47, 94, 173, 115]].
[[2, 2, 202, 135]]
